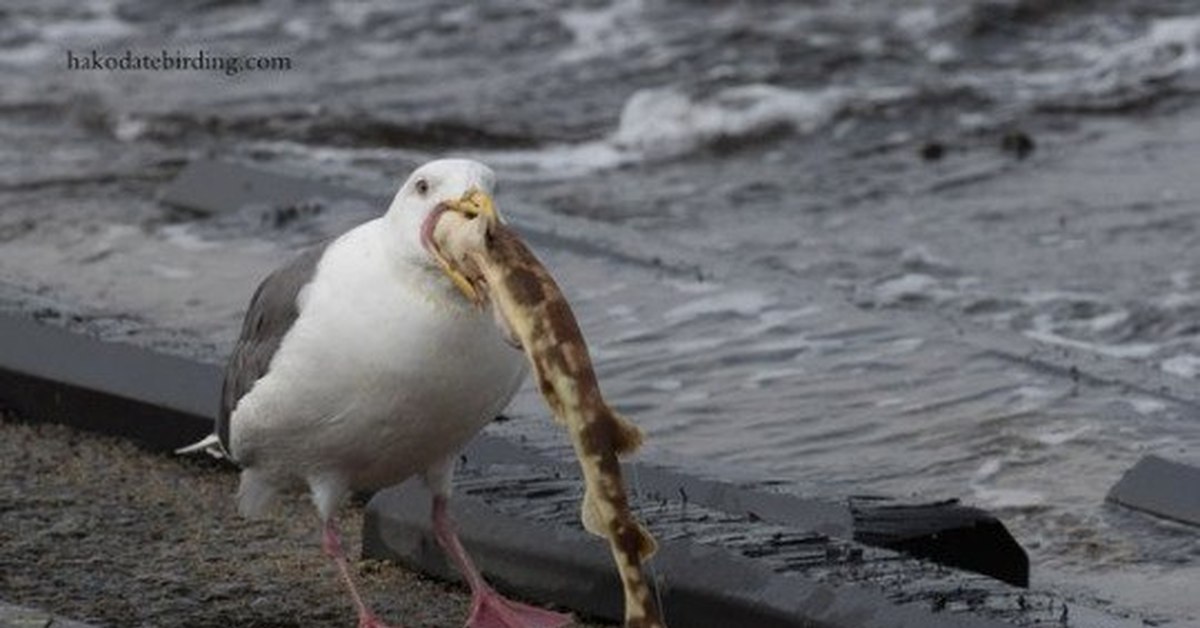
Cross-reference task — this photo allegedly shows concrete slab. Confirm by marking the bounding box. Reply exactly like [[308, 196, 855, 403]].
[[364, 448, 1142, 628], [1107, 455, 1200, 527], [366, 481, 1016, 628], [159, 158, 376, 216], [0, 313, 218, 451]]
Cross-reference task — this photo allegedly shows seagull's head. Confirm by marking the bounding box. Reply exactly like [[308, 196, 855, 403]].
[[385, 158, 499, 299]]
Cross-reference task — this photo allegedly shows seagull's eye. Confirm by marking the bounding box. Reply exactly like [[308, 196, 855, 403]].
[[414, 178, 430, 196]]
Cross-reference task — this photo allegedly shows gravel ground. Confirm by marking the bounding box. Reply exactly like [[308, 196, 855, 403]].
[[0, 415, 607, 628]]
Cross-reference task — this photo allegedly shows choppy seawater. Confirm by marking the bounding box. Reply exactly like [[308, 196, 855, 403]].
[[1, 0, 1198, 623]]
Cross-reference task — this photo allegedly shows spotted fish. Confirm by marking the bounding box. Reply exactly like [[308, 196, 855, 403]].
[[430, 208, 666, 628]]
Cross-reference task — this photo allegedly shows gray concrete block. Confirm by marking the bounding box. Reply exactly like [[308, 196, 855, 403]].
[[159, 158, 377, 216], [1107, 454, 1200, 526], [0, 313, 218, 450]]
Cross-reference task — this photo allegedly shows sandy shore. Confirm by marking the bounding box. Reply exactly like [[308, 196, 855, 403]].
[[0, 415, 609, 628]]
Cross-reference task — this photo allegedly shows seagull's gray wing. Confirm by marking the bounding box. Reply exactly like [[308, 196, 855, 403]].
[[217, 244, 328, 460]]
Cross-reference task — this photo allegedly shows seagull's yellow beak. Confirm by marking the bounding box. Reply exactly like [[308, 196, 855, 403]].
[[444, 187, 498, 225], [432, 188, 497, 304]]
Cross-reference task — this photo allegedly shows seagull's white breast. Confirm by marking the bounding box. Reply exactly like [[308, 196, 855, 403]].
[[229, 218, 527, 490]]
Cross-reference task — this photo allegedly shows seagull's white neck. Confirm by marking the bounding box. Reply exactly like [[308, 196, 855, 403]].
[[366, 215, 470, 311]]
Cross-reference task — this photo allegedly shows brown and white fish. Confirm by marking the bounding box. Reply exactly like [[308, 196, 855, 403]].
[[427, 199, 666, 628]]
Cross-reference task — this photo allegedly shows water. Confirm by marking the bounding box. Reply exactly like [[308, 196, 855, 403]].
[[1, 0, 1198, 623]]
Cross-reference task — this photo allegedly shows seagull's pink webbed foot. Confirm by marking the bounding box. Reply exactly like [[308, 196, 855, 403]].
[[466, 587, 573, 628], [431, 495, 572, 628]]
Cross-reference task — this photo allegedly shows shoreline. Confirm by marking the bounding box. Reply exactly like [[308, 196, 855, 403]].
[[0, 309, 1153, 628]]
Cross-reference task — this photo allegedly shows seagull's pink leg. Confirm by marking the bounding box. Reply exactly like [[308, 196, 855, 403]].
[[323, 519, 402, 628], [431, 495, 573, 628]]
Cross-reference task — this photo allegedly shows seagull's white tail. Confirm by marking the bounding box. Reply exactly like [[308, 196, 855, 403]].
[[174, 433, 228, 459]]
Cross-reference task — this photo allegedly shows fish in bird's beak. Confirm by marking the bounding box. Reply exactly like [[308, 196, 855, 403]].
[[423, 187, 497, 304]]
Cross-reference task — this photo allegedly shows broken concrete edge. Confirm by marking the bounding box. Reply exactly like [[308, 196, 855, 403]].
[[364, 482, 1016, 628], [467, 434, 1029, 587], [850, 498, 1029, 588], [0, 311, 1030, 583], [1106, 454, 1200, 528], [0, 600, 97, 628]]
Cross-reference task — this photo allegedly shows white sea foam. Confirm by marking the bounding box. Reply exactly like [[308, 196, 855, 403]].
[[972, 486, 1047, 510], [672, 389, 712, 405], [664, 336, 728, 355], [872, 273, 948, 305], [1033, 425, 1091, 446], [297, 80, 903, 179], [42, 13, 136, 43], [606, 304, 636, 318], [1014, 16, 1200, 105], [1161, 354, 1200, 379], [743, 366, 808, 389], [883, 337, 925, 354], [663, 289, 777, 323], [1009, 385, 1056, 413], [973, 458, 1003, 483], [149, 264, 194, 280], [557, 0, 655, 63], [1087, 310, 1130, 333], [469, 141, 629, 181], [970, 458, 1046, 509], [159, 225, 220, 252], [650, 378, 683, 392], [1127, 397, 1167, 416], [0, 42, 54, 67], [1022, 289, 1104, 305], [1023, 329, 1161, 359], [611, 84, 850, 159], [1159, 292, 1198, 309]]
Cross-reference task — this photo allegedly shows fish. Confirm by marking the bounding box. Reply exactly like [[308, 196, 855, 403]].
[[429, 206, 666, 628]]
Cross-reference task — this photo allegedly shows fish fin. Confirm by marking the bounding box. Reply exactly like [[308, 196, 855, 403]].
[[581, 487, 659, 561], [607, 410, 644, 455], [581, 486, 607, 538], [632, 520, 658, 561], [578, 489, 657, 561]]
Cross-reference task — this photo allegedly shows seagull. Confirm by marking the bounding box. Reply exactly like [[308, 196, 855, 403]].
[[183, 159, 571, 628]]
